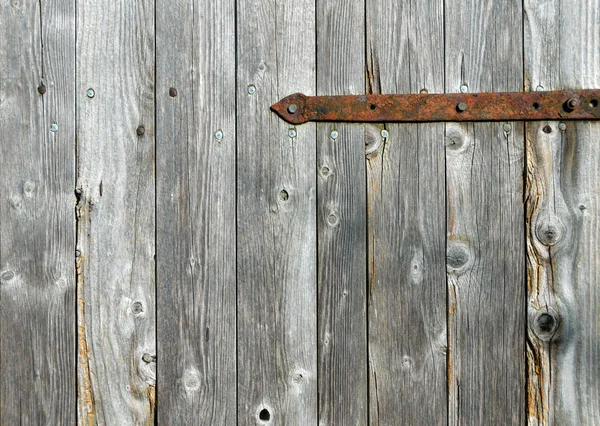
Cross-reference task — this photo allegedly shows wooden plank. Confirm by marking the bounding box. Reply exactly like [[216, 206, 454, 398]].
[[155, 0, 236, 423], [76, 0, 155, 423], [316, 1, 367, 424], [445, 0, 526, 424], [0, 0, 75, 423], [236, 0, 317, 424], [366, 0, 446, 424], [524, 1, 600, 424]]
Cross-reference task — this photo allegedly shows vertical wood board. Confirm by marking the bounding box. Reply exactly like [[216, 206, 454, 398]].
[[316, 0, 368, 424], [525, 0, 600, 423], [156, 0, 237, 423], [366, 0, 447, 424], [445, 0, 526, 424], [0, 0, 76, 423], [236, 0, 318, 424], [76, 0, 156, 423]]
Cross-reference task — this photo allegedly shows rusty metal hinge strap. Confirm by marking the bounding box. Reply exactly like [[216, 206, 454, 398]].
[[271, 90, 600, 124]]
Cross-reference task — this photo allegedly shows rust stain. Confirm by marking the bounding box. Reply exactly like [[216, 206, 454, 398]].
[[146, 385, 156, 426], [77, 252, 97, 425]]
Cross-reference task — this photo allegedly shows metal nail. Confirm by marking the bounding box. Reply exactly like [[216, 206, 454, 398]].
[[38, 85, 46, 95], [50, 123, 58, 132], [169, 87, 178, 97], [330, 130, 339, 140], [503, 124, 512, 133], [460, 84, 468, 93], [287, 104, 297, 114], [288, 128, 297, 138], [215, 130, 223, 140], [247, 84, 256, 94], [457, 102, 467, 112], [381, 129, 389, 138], [87, 88, 95, 98], [558, 122, 567, 131]]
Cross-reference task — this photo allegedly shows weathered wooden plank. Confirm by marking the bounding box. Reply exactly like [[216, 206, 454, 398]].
[[0, 0, 75, 423], [155, 0, 236, 423], [76, 0, 155, 423], [316, 1, 367, 424], [525, 1, 600, 424], [366, 0, 446, 424], [236, 0, 317, 424], [445, 0, 525, 424]]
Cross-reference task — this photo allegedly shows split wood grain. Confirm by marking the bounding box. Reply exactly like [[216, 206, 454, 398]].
[[0, 0, 75, 423], [445, 0, 526, 424], [316, 1, 368, 425], [525, 0, 600, 423], [156, 0, 237, 423], [76, 0, 156, 423], [366, 0, 447, 424], [236, 0, 318, 424]]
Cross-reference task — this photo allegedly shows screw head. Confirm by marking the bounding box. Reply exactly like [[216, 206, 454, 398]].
[[38, 84, 46, 95], [87, 88, 95, 98], [247, 84, 256, 94], [50, 123, 58, 132], [287, 104, 297, 114], [288, 128, 297, 138], [381, 129, 389, 138], [558, 122, 567, 131], [169, 87, 178, 97], [136, 126, 145, 136], [457, 102, 467, 112], [565, 97, 579, 112], [536, 85, 544, 92], [330, 130, 339, 140], [215, 130, 223, 140], [460, 84, 468, 93], [503, 124, 512, 133]]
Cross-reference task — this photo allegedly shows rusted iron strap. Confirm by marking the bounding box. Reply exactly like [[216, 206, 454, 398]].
[[271, 90, 600, 124]]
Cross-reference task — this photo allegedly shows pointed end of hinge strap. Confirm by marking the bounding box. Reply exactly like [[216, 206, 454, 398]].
[[271, 93, 309, 125]]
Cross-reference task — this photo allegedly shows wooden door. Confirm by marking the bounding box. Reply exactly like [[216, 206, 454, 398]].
[[1, 0, 599, 424]]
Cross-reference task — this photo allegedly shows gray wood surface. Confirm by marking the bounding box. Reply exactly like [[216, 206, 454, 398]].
[[316, 1, 368, 425], [365, 0, 447, 424], [525, 0, 600, 424], [0, 0, 75, 423], [156, 0, 237, 423], [445, 0, 526, 424], [236, 0, 317, 424], [76, 0, 156, 423]]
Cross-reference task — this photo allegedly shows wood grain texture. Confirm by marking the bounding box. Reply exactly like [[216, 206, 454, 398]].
[[155, 0, 236, 423], [525, 0, 600, 424], [76, 0, 155, 423], [445, 0, 526, 424], [366, 0, 447, 424], [316, 1, 367, 425], [0, 0, 75, 423], [236, 0, 317, 424]]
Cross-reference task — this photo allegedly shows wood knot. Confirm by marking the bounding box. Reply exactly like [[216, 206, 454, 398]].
[[0, 270, 15, 282], [532, 309, 560, 341], [447, 242, 472, 273], [182, 369, 201, 392], [535, 217, 563, 246], [445, 124, 468, 152], [257, 406, 272, 423]]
